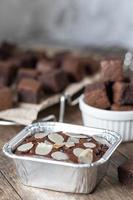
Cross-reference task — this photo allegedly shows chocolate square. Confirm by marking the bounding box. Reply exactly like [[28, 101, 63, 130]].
[[81, 57, 100, 75], [17, 50, 38, 68], [36, 58, 56, 74], [62, 55, 85, 82], [111, 104, 133, 111], [0, 60, 17, 85], [17, 68, 37, 81], [84, 82, 111, 109], [113, 82, 133, 104], [38, 69, 68, 93], [0, 41, 16, 60], [118, 161, 133, 186], [100, 59, 123, 82], [17, 78, 43, 103], [0, 87, 13, 110]]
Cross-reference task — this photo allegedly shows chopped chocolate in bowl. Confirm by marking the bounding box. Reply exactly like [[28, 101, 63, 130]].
[[80, 56, 133, 142], [14, 131, 109, 164]]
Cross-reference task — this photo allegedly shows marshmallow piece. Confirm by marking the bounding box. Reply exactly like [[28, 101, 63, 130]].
[[17, 142, 33, 152], [35, 143, 53, 155], [78, 149, 93, 164]]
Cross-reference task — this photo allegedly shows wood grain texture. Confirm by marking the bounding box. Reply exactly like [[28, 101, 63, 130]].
[[0, 171, 21, 200], [0, 105, 133, 200]]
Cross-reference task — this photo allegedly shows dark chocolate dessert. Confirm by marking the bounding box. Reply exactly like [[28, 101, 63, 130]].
[[113, 82, 133, 105], [84, 82, 111, 109], [118, 160, 133, 186], [17, 68, 37, 81], [36, 58, 57, 75], [0, 60, 17, 85], [14, 131, 109, 164], [17, 78, 43, 103], [38, 69, 69, 93], [0, 87, 13, 111], [62, 55, 85, 82], [100, 59, 123, 82], [111, 104, 133, 111]]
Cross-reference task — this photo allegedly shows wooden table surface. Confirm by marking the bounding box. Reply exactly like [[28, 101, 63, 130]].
[[0, 104, 133, 200]]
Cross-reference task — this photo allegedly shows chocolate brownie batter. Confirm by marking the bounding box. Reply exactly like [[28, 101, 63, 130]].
[[14, 131, 109, 164]]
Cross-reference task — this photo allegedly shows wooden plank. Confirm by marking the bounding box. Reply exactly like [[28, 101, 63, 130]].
[[117, 142, 133, 159], [0, 171, 21, 200]]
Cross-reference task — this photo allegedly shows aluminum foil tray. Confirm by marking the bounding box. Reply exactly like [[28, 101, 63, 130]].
[[3, 122, 121, 193]]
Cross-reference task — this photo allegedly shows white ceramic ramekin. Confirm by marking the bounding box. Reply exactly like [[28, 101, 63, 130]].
[[79, 95, 133, 142]]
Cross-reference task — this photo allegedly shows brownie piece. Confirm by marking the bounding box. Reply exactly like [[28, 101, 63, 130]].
[[0, 41, 16, 60], [17, 78, 43, 103], [53, 51, 71, 67], [17, 50, 38, 68], [14, 131, 109, 164], [124, 70, 133, 83], [113, 82, 133, 104], [81, 57, 100, 75], [118, 161, 133, 186], [36, 58, 56, 74], [38, 69, 68, 93], [0, 60, 17, 85], [100, 59, 123, 82], [0, 87, 13, 110], [84, 82, 111, 109], [17, 68, 37, 81], [62, 55, 85, 82], [111, 104, 133, 111]]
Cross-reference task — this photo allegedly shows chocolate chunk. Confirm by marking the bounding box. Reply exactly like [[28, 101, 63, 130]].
[[100, 59, 123, 82], [17, 50, 38, 68], [124, 70, 133, 83], [36, 58, 56, 74], [53, 51, 71, 67], [0, 87, 13, 111], [111, 104, 133, 111], [17, 68, 37, 81], [38, 69, 68, 93], [113, 82, 133, 105], [0, 41, 16, 60], [17, 78, 43, 103], [84, 82, 111, 109], [81, 57, 100, 75], [118, 161, 133, 186], [62, 55, 85, 82], [0, 60, 17, 85]]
